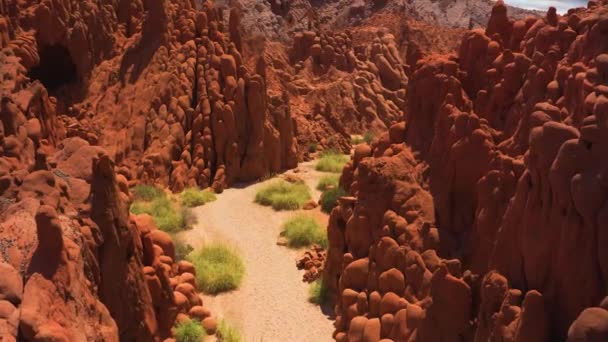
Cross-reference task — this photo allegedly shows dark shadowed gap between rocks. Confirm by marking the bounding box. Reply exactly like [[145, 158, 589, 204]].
[[27, 44, 78, 93]]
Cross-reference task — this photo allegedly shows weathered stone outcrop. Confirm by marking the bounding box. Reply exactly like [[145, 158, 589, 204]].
[[284, 28, 409, 157], [324, 1, 608, 341], [0, 1, 234, 340]]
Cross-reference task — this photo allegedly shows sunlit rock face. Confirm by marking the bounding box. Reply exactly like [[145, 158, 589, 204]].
[[325, 0, 608, 341]]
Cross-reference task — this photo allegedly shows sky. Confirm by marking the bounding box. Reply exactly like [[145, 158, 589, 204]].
[[502, 0, 588, 13]]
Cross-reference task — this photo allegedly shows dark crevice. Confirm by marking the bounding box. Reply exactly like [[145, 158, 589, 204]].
[[190, 62, 199, 110], [143, 116, 150, 152], [28, 45, 78, 93], [189, 44, 200, 169]]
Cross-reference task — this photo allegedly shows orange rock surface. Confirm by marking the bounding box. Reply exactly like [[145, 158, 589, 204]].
[[324, 1, 608, 341]]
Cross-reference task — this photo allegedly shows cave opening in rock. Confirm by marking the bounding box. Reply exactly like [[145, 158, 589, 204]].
[[27, 44, 78, 92]]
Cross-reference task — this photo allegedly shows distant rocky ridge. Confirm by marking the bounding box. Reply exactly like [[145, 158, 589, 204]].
[[400, 0, 544, 28], [234, 0, 541, 43]]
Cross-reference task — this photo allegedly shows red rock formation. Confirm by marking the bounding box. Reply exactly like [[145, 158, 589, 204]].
[[1, 0, 299, 195], [0, 123, 216, 340], [324, 1, 608, 341], [0, 1, 231, 340], [282, 28, 409, 157], [296, 244, 326, 282]]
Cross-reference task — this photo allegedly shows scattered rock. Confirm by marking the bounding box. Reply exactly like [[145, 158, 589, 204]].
[[202, 317, 218, 335], [303, 199, 318, 210]]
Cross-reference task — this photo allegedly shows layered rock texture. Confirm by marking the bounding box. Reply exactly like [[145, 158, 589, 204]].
[[2, 0, 299, 194], [324, 1, 608, 341], [286, 27, 409, 155]]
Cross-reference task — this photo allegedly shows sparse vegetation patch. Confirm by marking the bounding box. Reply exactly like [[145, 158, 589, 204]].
[[188, 243, 245, 295], [217, 319, 242, 342], [172, 234, 194, 262], [308, 142, 318, 153], [174, 319, 206, 342], [315, 150, 349, 173], [320, 186, 347, 214], [316, 174, 340, 191], [281, 215, 328, 249], [308, 279, 329, 305], [181, 187, 217, 208], [363, 131, 374, 144], [131, 184, 165, 201], [131, 196, 192, 233], [254, 180, 312, 210]]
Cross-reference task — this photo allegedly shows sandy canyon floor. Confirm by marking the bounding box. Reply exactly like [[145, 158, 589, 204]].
[[180, 161, 334, 341]]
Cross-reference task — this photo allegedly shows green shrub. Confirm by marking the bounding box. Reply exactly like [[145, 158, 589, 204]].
[[130, 197, 190, 233], [308, 142, 318, 153], [217, 320, 241, 342], [351, 135, 364, 145], [316, 174, 340, 191], [188, 243, 245, 294], [149, 197, 185, 232], [315, 150, 349, 173], [131, 184, 165, 201], [172, 235, 194, 262], [180, 187, 217, 208], [363, 131, 374, 144], [254, 180, 312, 210], [174, 319, 205, 342], [129, 201, 149, 215], [308, 279, 329, 305], [182, 207, 197, 228], [282, 215, 327, 249], [320, 186, 347, 214]]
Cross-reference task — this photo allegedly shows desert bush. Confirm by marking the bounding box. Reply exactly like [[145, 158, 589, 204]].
[[172, 234, 194, 262], [174, 319, 205, 342], [131, 184, 165, 201], [351, 135, 364, 145], [180, 187, 217, 208], [316, 174, 339, 191], [363, 131, 374, 144], [308, 279, 329, 305], [320, 186, 347, 214], [308, 142, 318, 153], [254, 180, 311, 210], [281, 215, 327, 249], [217, 320, 242, 342], [315, 150, 349, 173], [182, 207, 197, 228], [188, 243, 245, 294], [131, 197, 190, 233]]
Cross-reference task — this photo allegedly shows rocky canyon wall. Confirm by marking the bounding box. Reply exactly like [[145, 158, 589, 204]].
[[0, 0, 291, 340], [325, 1, 608, 341]]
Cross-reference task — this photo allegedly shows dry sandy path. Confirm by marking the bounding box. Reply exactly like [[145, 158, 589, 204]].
[[180, 161, 334, 342]]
